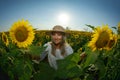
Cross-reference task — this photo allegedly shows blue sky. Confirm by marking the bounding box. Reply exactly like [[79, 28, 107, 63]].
[[0, 0, 120, 32]]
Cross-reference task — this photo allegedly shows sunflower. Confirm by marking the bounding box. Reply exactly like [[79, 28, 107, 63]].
[[46, 35, 50, 39], [1, 32, 9, 46], [118, 22, 120, 31], [9, 19, 35, 48], [74, 34, 79, 39], [88, 25, 113, 51], [118, 22, 120, 36], [106, 34, 117, 50], [37, 42, 42, 46]]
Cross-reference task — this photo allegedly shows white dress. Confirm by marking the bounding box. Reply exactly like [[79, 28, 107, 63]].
[[43, 42, 73, 70]]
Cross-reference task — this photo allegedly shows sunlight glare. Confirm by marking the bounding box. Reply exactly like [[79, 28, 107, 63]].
[[58, 13, 70, 26]]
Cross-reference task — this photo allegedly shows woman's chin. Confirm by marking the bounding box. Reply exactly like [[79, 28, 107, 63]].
[[53, 42, 60, 45]]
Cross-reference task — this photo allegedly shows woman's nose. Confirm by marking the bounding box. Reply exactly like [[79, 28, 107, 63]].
[[54, 34, 58, 38]]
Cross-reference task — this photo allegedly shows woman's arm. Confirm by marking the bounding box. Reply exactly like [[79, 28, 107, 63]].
[[40, 42, 51, 61], [40, 51, 48, 61]]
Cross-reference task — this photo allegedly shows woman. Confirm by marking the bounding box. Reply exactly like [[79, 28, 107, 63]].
[[40, 25, 73, 70]]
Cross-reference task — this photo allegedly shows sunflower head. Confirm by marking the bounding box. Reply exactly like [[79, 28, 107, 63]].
[[1, 32, 9, 46], [74, 34, 79, 39], [88, 25, 113, 51], [9, 19, 35, 48], [37, 42, 42, 46], [46, 35, 50, 39]]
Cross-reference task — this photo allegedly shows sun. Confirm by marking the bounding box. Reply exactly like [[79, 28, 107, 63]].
[[58, 12, 70, 26]]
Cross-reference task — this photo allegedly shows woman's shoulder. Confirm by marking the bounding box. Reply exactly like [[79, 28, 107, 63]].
[[44, 42, 52, 47], [64, 42, 73, 55], [64, 42, 71, 47], [43, 42, 52, 51], [64, 43, 73, 50]]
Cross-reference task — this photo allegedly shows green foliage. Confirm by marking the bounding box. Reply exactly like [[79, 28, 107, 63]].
[[0, 35, 46, 79], [55, 53, 81, 79], [0, 29, 120, 80], [32, 62, 55, 80], [86, 24, 95, 30]]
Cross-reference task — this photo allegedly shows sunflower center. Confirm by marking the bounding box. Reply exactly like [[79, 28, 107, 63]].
[[95, 31, 109, 48], [15, 26, 28, 42]]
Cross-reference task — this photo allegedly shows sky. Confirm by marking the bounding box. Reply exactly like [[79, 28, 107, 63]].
[[0, 0, 120, 32]]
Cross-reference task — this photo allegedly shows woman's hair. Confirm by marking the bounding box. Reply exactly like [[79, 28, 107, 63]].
[[51, 33, 66, 56]]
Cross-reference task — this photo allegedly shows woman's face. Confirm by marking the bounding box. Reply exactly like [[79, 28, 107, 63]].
[[51, 32, 63, 45]]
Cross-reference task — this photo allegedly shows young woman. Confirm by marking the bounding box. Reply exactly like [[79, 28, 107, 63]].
[[40, 25, 73, 70]]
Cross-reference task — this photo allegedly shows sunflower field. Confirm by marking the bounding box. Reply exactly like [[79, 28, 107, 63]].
[[0, 19, 120, 80]]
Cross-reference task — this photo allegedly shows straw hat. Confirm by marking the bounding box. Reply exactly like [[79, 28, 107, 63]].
[[46, 25, 70, 36], [46, 25, 69, 36], [51, 25, 65, 33]]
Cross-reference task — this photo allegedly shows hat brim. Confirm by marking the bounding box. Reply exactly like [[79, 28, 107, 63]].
[[46, 30, 70, 36]]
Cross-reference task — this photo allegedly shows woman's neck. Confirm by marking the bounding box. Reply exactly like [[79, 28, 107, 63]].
[[55, 44, 61, 49]]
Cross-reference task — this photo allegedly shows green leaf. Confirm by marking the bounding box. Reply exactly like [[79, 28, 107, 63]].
[[28, 45, 45, 56], [70, 53, 80, 63], [55, 53, 82, 79], [95, 58, 105, 79], [32, 62, 55, 80], [19, 73, 31, 80], [84, 51, 99, 68], [86, 24, 95, 30]]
